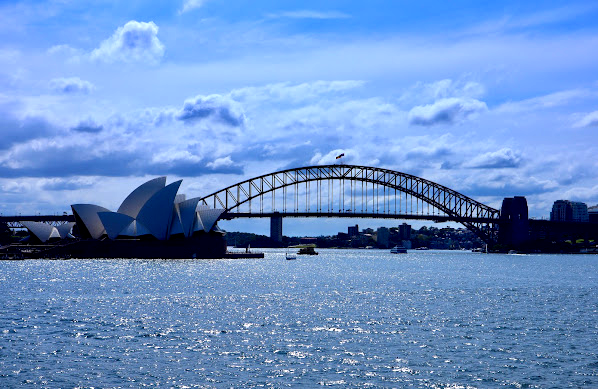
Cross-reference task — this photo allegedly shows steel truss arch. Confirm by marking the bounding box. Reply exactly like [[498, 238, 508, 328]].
[[199, 165, 500, 242]]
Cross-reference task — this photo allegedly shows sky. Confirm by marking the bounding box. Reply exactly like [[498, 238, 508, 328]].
[[1, 0, 598, 236]]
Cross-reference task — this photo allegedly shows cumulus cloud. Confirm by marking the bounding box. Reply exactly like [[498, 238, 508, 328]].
[[562, 184, 598, 202], [0, 139, 242, 178], [1, 181, 31, 194], [466, 148, 523, 169], [71, 119, 103, 133], [408, 97, 487, 126], [0, 114, 56, 150], [400, 79, 486, 106], [50, 77, 94, 94], [90, 21, 165, 63], [573, 110, 598, 128], [206, 156, 234, 169], [177, 94, 245, 127]]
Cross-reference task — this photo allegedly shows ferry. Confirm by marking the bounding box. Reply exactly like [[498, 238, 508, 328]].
[[297, 246, 318, 255], [390, 245, 407, 254]]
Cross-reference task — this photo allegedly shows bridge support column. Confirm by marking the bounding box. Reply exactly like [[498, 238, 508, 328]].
[[499, 196, 530, 247], [270, 213, 282, 243]]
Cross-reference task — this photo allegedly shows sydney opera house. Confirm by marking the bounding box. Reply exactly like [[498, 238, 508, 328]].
[[20, 177, 229, 259]]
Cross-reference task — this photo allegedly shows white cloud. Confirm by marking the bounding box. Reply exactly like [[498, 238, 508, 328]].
[[230, 80, 365, 105], [573, 110, 598, 128], [466, 148, 523, 169], [496, 89, 591, 114], [206, 156, 234, 169], [408, 97, 487, 126], [1, 181, 31, 194], [400, 79, 485, 106], [177, 94, 245, 127], [562, 184, 598, 203], [151, 150, 201, 164], [47, 44, 79, 57], [90, 21, 165, 64], [309, 149, 358, 165], [180, 0, 205, 14], [49, 77, 94, 94], [39, 178, 94, 191]]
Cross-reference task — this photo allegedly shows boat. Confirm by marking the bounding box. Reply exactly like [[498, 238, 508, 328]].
[[285, 252, 297, 260], [390, 245, 407, 254], [297, 246, 318, 255]]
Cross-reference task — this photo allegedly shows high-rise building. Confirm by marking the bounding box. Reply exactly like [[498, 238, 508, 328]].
[[399, 223, 411, 240], [550, 200, 589, 222], [571, 202, 589, 222], [348, 224, 359, 237], [376, 227, 390, 248]]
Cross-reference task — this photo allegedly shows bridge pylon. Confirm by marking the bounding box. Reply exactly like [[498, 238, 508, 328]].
[[270, 212, 283, 243]]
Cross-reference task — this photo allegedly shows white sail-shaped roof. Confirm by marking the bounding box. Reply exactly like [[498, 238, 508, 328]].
[[20, 221, 60, 243], [135, 220, 152, 236], [71, 204, 111, 239], [117, 176, 166, 218], [178, 197, 201, 237], [192, 212, 205, 233], [136, 180, 182, 240], [56, 222, 75, 239], [98, 212, 135, 240], [118, 220, 153, 237], [197, 208, 224, 233], [169, 206, 184, 236]]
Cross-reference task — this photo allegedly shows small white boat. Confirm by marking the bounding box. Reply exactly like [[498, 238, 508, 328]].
[[390, 245, 407, 254], [285, 252, 297, 260]]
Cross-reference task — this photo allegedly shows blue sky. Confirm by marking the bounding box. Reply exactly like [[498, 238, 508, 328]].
[[1, 0, 598, 236]]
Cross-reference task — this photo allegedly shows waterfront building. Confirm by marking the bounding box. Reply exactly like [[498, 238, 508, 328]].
[[589, 205, 598, 223], [22, 177, 225, 244], [399, 223, 412, 240], [377, 227, 390, 248], [550, 200, 589, 222], [348, 224, 359, 237]]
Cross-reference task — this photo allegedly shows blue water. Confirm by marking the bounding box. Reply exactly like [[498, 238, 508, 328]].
[[1, 249, 597, 388]]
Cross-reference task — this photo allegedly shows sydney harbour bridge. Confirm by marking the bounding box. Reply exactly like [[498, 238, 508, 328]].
[[1, 164, 507, 244], [198, 164, 501, 243]]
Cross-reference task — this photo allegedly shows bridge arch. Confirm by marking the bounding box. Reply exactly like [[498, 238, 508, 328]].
[[199, 165, 500, 242]]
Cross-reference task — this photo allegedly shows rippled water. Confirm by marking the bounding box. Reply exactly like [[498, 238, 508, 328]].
[[1, 249, 597, 388]]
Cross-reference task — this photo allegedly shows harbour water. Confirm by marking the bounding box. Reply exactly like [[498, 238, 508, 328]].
[[1, 249, 597, 388]]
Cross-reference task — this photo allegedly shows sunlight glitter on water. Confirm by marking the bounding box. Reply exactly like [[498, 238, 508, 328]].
[[1, 249, 597, 387]]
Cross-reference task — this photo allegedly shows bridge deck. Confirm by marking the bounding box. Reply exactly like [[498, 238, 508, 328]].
[[221, 212, 498, 224]]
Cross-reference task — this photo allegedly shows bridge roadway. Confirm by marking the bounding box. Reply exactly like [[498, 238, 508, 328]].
[[1, 213, 497, 225], [0, 215, 74, 229], [220, 211, 498, 224]]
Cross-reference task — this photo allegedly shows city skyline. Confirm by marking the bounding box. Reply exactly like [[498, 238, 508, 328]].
[[1, 0, 598, 236]]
